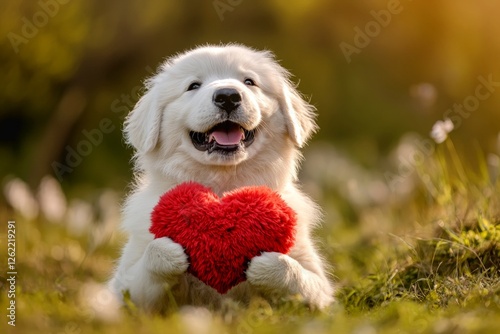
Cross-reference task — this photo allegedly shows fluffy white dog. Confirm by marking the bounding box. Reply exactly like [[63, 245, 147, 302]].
[[109, 44, 334, 312]]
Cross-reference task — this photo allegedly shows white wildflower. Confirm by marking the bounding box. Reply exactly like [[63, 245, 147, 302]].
[[79, 282, 121, 323], [3, 177, 39, 219], [179, 306, 213, 334], [430, 119, 454, 144], [410, 82, 437, 109], [37, 175, 67, 223], [66, 199, 93, 236]]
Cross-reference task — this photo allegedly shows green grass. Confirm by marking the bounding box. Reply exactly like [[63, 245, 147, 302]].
[[1, 138, 500, 333]]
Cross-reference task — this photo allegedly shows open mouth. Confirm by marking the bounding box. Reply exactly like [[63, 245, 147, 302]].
[[189, 121, 256, 154]]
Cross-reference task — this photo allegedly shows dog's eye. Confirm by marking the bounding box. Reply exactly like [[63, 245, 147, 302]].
[[244, 78, 256, 86], [187, 82, 201, 91]]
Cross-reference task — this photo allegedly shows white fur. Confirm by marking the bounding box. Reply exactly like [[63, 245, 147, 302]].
[[109, 44, 334, 312]]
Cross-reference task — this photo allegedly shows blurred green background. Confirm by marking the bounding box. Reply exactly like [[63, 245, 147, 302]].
[[2, 2, 500, 332], [1, 0, 499, 195]]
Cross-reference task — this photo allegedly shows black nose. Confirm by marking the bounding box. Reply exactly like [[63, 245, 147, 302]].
[[213, 88, 241, 113]]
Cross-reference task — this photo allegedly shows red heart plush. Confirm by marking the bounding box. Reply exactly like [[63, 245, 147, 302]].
[[150, 182, 296, 294]]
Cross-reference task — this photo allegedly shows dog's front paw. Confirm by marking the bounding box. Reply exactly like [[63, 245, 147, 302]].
[[246, 252, 299, 292], [144, 237, 189, 279]]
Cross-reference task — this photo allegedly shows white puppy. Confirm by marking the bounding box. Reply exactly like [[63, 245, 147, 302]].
[[109, 44, 334, 312]]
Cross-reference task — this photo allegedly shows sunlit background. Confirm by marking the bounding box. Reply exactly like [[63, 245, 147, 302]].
[[1, 0, 499, 196], [1, 1, 500, 331]]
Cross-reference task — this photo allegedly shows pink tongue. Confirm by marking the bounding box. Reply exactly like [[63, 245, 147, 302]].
[[210, 128, 244, 145]]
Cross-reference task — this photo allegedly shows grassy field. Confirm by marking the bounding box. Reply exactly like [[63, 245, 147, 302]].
[[1, 137, 500, 334]]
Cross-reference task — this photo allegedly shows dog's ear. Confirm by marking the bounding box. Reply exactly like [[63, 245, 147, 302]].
[[280, 80, 318, 148], [124, 82, 163, 153]]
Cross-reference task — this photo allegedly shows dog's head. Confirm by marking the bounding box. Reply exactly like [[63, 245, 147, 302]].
[[124, 44, 317, 170]]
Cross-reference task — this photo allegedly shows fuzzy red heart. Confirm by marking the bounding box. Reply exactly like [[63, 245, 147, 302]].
[[150, 182, 296, 294]]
